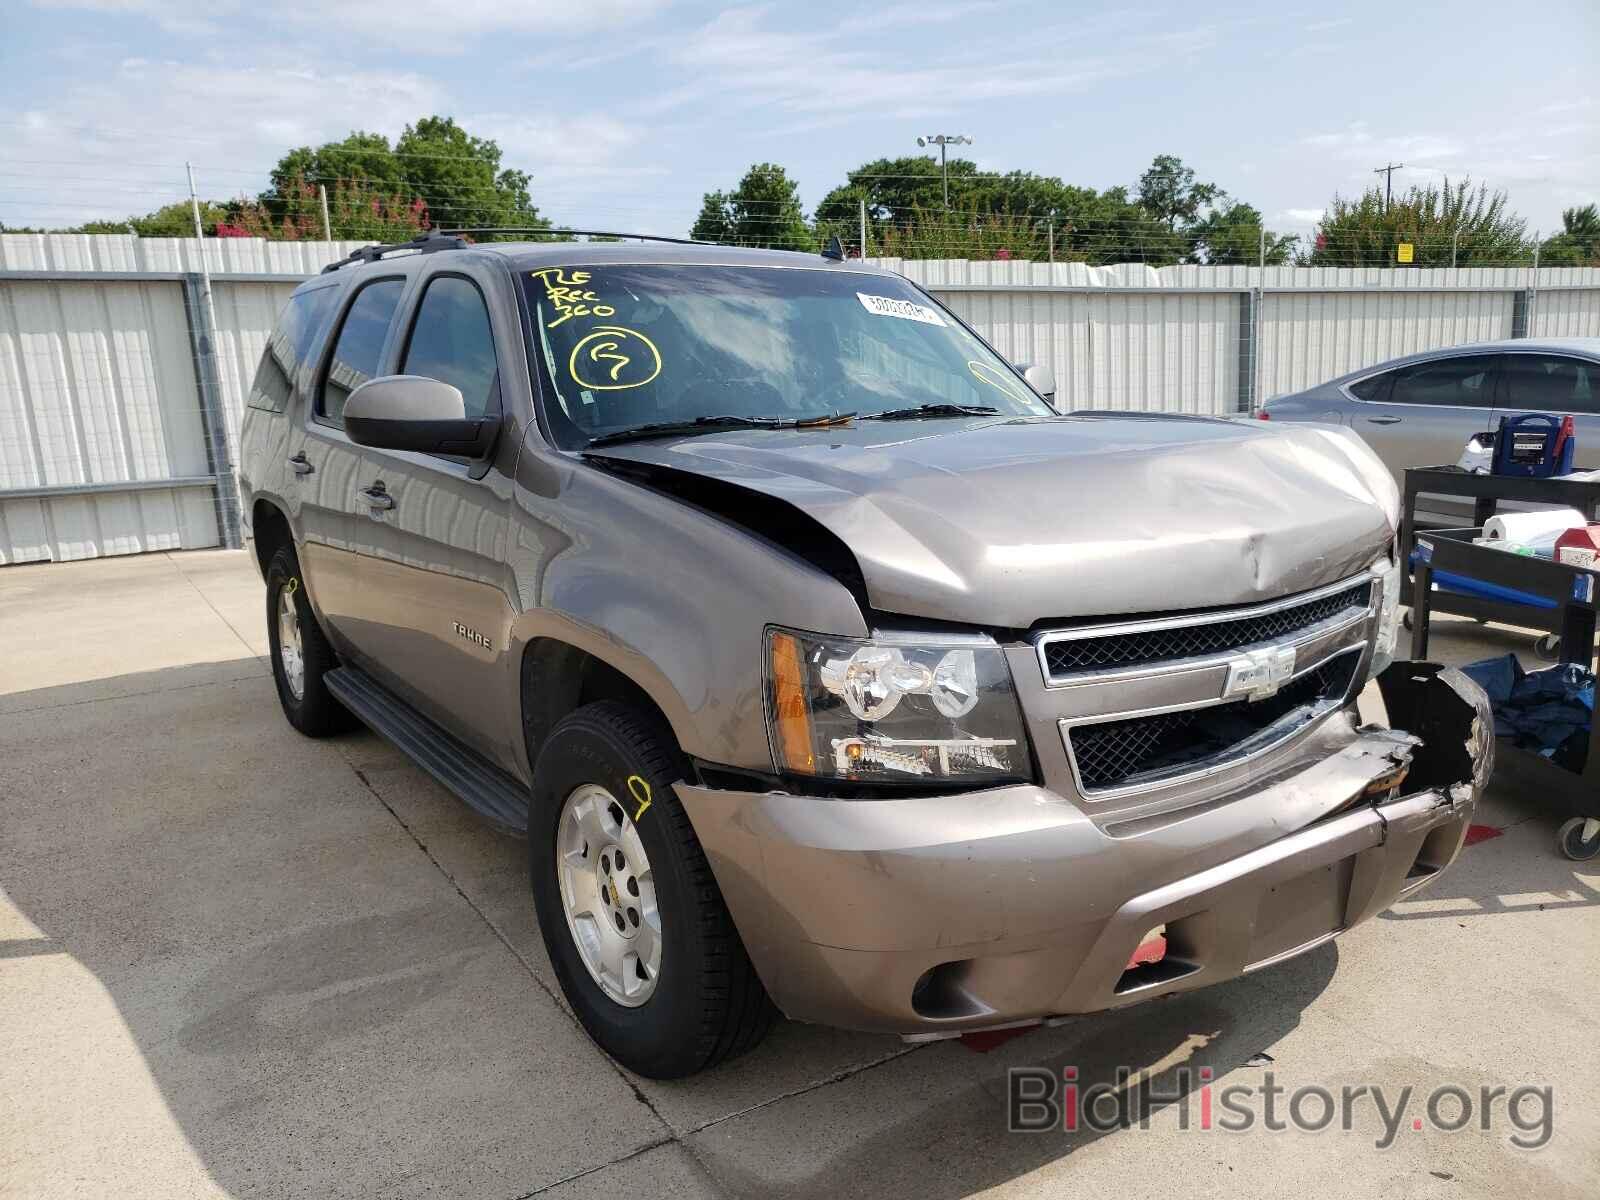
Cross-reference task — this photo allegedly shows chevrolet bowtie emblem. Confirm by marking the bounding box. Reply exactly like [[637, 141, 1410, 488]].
[[1222, 645, 1297, 702]]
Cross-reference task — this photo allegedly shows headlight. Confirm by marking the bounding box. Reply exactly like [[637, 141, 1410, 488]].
[[1371, 557, 1402, 676], [764, 628, 1030, 784]]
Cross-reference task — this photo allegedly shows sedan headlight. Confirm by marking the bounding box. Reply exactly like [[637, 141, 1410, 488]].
[[764, 628, 1030, 784], [1371, 556, 1402, 676]]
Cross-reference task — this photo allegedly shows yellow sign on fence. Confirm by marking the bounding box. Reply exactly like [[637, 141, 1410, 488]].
[[1397, 242, 1414, 264]]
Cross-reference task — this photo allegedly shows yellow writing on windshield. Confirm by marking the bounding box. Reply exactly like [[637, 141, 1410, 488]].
[[569, 326, 663, 391], [532, 267, 616, 328]]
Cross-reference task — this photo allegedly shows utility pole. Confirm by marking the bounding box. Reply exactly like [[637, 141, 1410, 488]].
[[917, 134, 972, 210], [859, 197, 867, 261], [318, 184, 332, 242], [1451, 224, 1459, 270], [1373, 162, 1404, 212], [1047, 220, 1054, 264]]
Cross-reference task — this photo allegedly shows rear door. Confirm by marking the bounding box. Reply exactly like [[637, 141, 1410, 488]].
[[342, 264, 522, 764], [1495, 351, 1600, 456], [294, 274, 408, 649], [1349, 353, 1500, 490]]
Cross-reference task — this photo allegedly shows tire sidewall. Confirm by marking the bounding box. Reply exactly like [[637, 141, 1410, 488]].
[[264, 550, 308, 723], [530, 714, 706, 1076]]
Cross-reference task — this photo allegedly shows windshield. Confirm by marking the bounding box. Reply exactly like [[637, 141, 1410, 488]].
[[521, 264, 1053, 448]]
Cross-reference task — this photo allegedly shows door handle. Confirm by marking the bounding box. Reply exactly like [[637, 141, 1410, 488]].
[[1365, 415, 1403, 425], [287, 452, 314, 476], [358, 483, 394, 511]]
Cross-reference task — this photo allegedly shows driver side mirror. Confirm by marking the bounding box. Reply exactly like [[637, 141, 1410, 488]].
[[1016, 362, 1056, 402], [344, 376, 500, 458]]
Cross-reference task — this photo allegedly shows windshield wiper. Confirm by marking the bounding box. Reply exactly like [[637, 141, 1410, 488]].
[[585, 413, 843, 448], [859, 403, 999, 421]]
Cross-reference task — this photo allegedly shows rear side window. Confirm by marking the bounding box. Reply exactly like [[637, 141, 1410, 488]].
[[1348, 373, 1391, 402], [1501, 354, 1596, 414], [247, 285, 337, 413], [319, 278, 406, 425], [400, 275, 501, 420], [1387, 357, 1494, 408]]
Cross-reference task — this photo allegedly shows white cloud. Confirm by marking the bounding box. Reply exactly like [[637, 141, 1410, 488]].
[[5, 58, 441, 225], [30, 0, 670, 44], [645, 6, 1220, 122]]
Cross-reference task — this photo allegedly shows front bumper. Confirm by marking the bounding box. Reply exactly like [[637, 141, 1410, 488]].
[[678, 663, 1492, 1035]]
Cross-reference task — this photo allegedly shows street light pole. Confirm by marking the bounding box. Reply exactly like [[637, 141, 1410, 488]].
[[917, 134, 972, 210]]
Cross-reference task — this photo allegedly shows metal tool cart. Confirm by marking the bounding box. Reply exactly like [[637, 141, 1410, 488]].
[[1408, 522, 1600, 861], [1398, 466, 1600, 659]]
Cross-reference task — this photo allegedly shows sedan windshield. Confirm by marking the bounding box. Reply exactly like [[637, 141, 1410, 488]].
[[522, 264, 1053, 448]]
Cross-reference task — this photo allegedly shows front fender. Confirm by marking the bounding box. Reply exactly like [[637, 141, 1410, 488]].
[[506, 448, 869, 775]]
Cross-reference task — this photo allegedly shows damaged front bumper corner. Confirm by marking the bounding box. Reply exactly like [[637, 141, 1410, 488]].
[[676, 660, 1494, 1036]]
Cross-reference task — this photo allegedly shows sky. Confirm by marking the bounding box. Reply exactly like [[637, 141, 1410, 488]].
[[1, 0, 1595, 244]]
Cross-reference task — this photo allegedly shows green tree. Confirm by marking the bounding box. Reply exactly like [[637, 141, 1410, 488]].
[[1136, 154, 1222, 231], [1187, 201, 1297, 265], [1308, 179, 1533, 266], [690, 162, 812, 250], [1539, 203, 1600, 267], [260, 116, 547, 239], [77, 200, 231, 237]]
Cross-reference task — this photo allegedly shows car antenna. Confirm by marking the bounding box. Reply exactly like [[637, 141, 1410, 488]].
[[821, 234, 845, 261]]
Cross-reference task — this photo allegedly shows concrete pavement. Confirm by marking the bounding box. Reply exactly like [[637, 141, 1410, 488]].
[[2, 550, 1596, 1198]]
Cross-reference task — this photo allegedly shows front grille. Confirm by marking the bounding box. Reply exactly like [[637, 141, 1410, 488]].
[[1041, 581, 1371, 680], [1067, 651, 1362, 793]]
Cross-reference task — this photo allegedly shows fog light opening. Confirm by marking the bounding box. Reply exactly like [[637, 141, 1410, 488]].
[[910, 959, 987, 1020]]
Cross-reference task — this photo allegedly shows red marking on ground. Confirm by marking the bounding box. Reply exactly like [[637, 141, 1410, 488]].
[[1127, 935, 1167, 968], [960, 1026, 1037, 1053], [1464, 824, 1504, 846]]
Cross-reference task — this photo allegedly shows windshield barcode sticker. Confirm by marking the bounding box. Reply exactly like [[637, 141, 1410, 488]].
[[856, 293, 946, 326]]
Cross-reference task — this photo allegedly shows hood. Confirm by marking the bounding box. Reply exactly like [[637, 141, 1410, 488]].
[[587, 415, 1399, 628]]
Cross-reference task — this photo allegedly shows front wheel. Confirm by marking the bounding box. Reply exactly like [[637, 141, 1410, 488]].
[[530, 701, 774, 1077]]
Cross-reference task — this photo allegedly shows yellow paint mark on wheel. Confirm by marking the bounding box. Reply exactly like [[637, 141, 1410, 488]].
[[627, 774, 652, 822]]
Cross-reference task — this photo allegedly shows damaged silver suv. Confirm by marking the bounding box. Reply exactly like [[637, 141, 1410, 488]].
[[239, 232, 1493, 1078]]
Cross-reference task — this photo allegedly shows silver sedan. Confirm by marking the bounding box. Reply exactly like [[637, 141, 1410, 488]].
[[1259, 337, 1600, 491]]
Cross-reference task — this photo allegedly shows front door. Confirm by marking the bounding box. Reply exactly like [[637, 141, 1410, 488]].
[[344, 267, 522, 766]]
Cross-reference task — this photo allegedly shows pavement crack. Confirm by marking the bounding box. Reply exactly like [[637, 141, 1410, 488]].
[[505, 1136, 677, 1198], [164, 550, 267, 663], [682, 1043, 926, 1137], [342, 753, 681, 1160]]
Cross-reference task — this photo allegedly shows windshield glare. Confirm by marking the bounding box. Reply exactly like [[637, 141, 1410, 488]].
[[522, 264, 1052, 448]]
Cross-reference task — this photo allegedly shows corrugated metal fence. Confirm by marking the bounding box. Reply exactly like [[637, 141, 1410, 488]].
[[3, 233, 1598, 563]]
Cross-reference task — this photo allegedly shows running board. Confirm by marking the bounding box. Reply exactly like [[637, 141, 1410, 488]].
[[325, 666, 530, 834]]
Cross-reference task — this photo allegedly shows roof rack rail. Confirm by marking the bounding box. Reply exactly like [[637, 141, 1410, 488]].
[[320, 230, 469, 274], [440, 227, 712, 246]]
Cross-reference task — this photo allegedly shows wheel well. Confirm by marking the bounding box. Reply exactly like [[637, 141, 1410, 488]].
[[520, 639, 679, 769], [252, 500, 291, 575]]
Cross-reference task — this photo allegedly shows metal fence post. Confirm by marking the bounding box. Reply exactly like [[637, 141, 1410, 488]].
[[1237, 289, 1257, 412], [181, 273, 243, 550]]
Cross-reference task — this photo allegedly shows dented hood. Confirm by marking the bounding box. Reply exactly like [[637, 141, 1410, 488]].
[[588, 415, 1399, 627]]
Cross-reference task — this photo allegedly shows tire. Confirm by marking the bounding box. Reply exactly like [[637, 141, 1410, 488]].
[[1534, 633, 1562, 663], [530, 701, 775, 1078], [1557, 817, 1600, 862], [265, 544, 355, 737]]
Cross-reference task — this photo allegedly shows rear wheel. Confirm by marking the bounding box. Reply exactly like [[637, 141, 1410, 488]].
[[265, 544, 355, 737], [530, 701, 774, 1078]]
